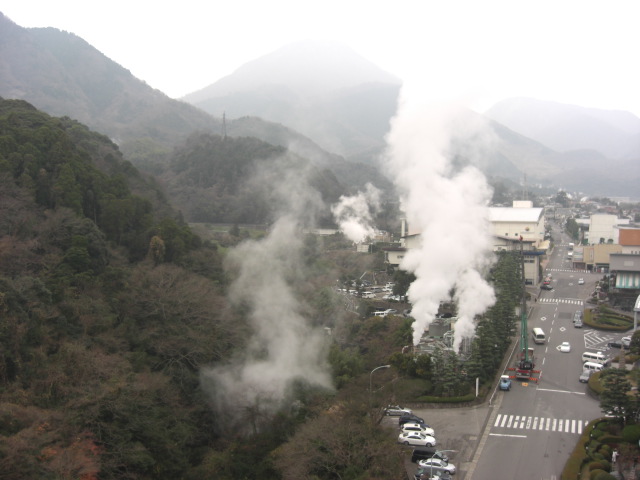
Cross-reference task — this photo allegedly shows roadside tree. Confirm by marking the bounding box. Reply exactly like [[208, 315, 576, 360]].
[[600, 369, 634, 423]]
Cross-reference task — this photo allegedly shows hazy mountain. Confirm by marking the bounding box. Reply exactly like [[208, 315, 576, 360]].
[[183, 40, 402, 158], [3, 10, 639, 197], [0, 12, 221, 152], [0, 13, 393, 197], [485, 97, 640, 160]]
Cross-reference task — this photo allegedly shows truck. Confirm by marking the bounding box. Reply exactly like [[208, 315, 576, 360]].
[[515, 348, 536, 380]]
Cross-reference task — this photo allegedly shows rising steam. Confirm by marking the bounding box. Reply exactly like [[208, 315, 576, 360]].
[[384, 97, 496, 349], [200, 159, 333, 430], [331, 183, 381, 242]]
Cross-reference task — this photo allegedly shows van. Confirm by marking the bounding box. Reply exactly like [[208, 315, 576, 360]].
[[532, 327, 546, 344], [582, 351, 609, 365], [583, 361, 605, 372]]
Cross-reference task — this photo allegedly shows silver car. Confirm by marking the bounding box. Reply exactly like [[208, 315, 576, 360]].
[[385, 405, 412, 416], [579, 370, 592, 383], [417, 457, 456, 475]]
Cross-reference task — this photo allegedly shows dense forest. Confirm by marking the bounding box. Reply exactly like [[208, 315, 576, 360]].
[[0, 99, 410, 479], [0, 99, 523, 479]]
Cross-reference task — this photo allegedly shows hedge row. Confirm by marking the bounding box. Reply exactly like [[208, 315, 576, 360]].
[[562, 420, 593, 480], [585, 307, 634, 332], [416, 392, 477, 404]]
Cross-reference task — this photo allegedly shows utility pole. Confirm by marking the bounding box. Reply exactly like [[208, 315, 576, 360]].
[[222, 111, 227, 139], [520, 237, 529, 363]]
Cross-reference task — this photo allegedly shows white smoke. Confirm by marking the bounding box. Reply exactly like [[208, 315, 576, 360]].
[[200, 160, 333, 428], [331, 183, 381, 242], [384, 95, 496, 350]]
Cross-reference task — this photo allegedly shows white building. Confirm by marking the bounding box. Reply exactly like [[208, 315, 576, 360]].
[[586, 214, 629, 245], [488, 204, 546, 249], [488, 202, 547, 285], [388, 201, 547, 285]]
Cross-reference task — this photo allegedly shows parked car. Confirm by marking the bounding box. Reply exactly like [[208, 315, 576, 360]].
[[402, 422, 435, 436], [560, 341, 571, 353], [414, 467, 453, 480], [385, 405, 412, 416], [622, 336, 632, 349], [398, 431, 436, 447], [499, 375, 511, 391], [399, 413, 426, 426], [414, 467, 442, 480], [579, 370, 593, 383], [411, 448, 450, 463], [578, 278, 585, 285], [417, 457, 456, 475]]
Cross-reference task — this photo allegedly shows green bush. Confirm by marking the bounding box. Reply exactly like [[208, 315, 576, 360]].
[[588, 372, 604, 394], [587, 461, 607, 471], [622, 424, 640, 443], [598, 459, 611, 471], [598, 434, 624, 446], [587, 439, 602, 456], [416, 392, 476, 403], [562, 450, 586, 480], [593, 472, 617, 480], [562, 420, 598, 480]]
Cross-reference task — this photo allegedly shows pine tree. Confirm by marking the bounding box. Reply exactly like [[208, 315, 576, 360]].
[[600, 369, 633, 423]]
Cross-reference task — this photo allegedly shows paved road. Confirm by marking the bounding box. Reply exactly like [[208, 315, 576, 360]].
[[392, 227, 614, 479], [468, 235, 609, 479]]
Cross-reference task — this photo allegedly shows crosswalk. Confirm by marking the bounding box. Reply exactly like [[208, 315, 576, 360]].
[[584, 330, 615, 349], [493, 414, 589, 434], [538, 298, 584, 305]]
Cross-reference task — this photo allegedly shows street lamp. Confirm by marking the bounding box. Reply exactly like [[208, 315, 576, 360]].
[[369, 364, 390, 410]]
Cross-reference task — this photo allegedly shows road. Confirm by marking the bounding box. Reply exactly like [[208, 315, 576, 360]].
[[470, 222, 624, 479]]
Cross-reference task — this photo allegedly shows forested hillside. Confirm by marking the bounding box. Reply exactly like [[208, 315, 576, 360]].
[[0, 98, 411, 479], [158, 132, 345, 225], [0, 98, 235, 478]]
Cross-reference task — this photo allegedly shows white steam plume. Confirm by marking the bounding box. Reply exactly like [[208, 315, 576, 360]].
[[384, 96, 496, 350], [200, 160, 333, 429], [331, 183, 381, 243]]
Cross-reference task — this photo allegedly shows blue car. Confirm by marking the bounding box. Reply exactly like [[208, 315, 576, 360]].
[[499, 375, 512, 391]]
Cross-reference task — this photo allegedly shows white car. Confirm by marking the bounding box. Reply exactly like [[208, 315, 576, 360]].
[[560, 341, 571, 353], [417, 457, 456, 475], [398, 431, 436, 447], [578, 278, 585, 285], [401, 422, 435, 436]]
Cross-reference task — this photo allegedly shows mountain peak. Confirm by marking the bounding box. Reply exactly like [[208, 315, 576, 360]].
[[183, 40, 401, 103]]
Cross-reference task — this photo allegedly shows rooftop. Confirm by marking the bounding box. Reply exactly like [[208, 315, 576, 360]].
[[488, 207, 543, 223]]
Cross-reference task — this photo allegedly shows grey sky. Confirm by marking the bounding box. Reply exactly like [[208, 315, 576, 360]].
[[3, 0, 640, 116]]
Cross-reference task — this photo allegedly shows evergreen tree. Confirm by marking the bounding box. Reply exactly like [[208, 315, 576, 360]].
[[600, 369, 633, 423]]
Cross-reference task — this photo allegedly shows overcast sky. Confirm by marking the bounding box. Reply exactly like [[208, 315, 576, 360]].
[[4, 0, 640, 117]]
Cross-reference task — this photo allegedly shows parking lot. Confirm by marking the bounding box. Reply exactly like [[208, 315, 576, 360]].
[[383, 403, 493, 479]]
